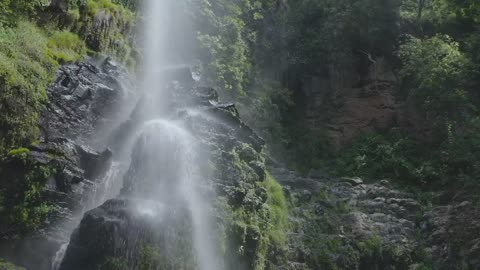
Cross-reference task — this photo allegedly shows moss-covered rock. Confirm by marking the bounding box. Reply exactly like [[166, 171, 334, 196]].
[[0, 0, 136, 154], [275, 169, 426, 270]]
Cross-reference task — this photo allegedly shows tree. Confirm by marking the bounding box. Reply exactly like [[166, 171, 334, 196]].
[[399, 35, 472, 121]]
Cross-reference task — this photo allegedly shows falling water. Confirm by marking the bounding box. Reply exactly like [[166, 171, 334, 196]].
[[129, 0, 221, 266], [54, 0, 220, 269], [127, 120, 221, 270]]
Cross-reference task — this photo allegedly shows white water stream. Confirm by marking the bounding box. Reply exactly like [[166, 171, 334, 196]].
[[53, 0, 221, 269]]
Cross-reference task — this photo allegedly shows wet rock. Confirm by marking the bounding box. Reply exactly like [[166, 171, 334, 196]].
[[40, 57, 134, 145], [59, 198, 194, 270], [59, 67, 280, 270]]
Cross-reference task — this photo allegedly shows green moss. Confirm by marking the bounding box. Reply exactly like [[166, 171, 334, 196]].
[[0, 259, 24, 270], [356, 235, 383, 258], [7, 148, 30, 157], [261, 173, 288, 246], [216, 160, 288, 270], [0, 0, 137, 154], [0, 21, 56, 153], [47, 31, 87, 64]]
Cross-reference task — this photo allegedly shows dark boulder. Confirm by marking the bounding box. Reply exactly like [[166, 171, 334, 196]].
[[40, 57, 135, 146]]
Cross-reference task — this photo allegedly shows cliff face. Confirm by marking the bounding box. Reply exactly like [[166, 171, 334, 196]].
[[0, 58, 134, 270], [0, 48, 478, 270], [295, 57, 399, 150], [58, 67, 287, 270], [0, 1, 479, 269]]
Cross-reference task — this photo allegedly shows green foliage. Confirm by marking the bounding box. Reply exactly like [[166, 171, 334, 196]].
[[86, 0, 127, 17], [261, 173, 288, 246], [0, 21, 55, 153], [335, 129, 432, 183], [399, 35, 472, 120], [73, 0, 135, 62], [0, 259, 24, 270], [238, 79, 293, 154], [0, 0, 134, 154], [0, 151, 56, 236], [335, 120, 480, 186], [47, 31, 87, 64], [112, 0, 137, 11], [139, 245, 162, 270], [7, 148, 30, 157], [100, 257, 128, 270], [217, 146, 288, 269], [286, 127, 335, 173], [0, 0, 49, 27], [0, 20, 90, 153], [287, 0, 400, 69], [191, 0, 278, 99], [290, 187, 386, 269]]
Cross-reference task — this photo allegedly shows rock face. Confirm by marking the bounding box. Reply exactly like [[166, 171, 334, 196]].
[[41, 58, 135, 145], [423, 188, 480, 270], [59, 69, 284, 270], [59, 199, 195, 270], [298, 57, 399, 150], [272, 168, 424, 270], [0, 58, 133, 270]]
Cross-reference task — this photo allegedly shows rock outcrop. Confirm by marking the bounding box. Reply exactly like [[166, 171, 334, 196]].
[[423, 187, 480, 270], [59, 69, 285, 270], [272, 168, 425, 270], [0, 58, 134, 270], [298, 57, 399, 150]]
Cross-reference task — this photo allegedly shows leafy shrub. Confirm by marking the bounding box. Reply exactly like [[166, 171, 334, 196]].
[[399, 35, 472, 121], [335, 121, 480, 186], [334, 129, 438, 184]]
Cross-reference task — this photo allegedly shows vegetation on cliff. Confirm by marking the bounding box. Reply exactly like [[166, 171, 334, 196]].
[[0, 0, 135, 154], [193, 0, 480, 189]]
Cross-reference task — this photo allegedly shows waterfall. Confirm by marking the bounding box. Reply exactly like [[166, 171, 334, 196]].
[[127, 120, 220, 270], [54, 0, 221, 269]]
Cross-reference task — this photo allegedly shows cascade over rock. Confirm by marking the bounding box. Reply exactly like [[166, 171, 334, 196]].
[[58, 68, 280, 270]]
